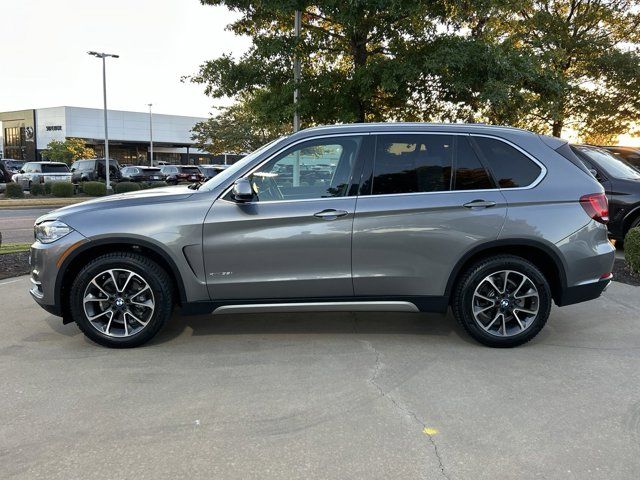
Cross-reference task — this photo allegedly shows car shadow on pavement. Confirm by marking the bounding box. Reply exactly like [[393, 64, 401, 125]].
[[151, 309, 469, 346]]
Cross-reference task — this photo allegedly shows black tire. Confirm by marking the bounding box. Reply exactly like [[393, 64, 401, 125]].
[[69, 252, 173, 348], [452, 255, 552, 348]]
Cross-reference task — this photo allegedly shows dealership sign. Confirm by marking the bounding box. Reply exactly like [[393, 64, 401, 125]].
[[46, 125, 62, 131]]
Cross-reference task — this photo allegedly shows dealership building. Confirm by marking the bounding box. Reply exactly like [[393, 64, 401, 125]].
[[0, 106, 239, 165]]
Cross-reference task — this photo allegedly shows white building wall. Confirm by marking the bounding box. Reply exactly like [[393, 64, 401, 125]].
[[35, 106, 67, 149], [62, 106, 205, 145]]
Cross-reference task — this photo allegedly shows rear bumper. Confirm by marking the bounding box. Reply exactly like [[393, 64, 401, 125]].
[[557, 275, 612, 307]]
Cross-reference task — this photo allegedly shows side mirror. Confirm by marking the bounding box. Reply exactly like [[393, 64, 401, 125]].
[[231, 178, 255, 203], [19, 170, 25, 174], [588, 168, 602, 181]]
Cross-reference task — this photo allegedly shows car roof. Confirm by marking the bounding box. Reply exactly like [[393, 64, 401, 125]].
[[294, 122, 534, 137], [30, 161, 68, 164]]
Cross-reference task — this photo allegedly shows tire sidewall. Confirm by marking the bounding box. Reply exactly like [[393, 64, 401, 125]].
[[457, 256, 552, 347], [70, 254, 172, 348]]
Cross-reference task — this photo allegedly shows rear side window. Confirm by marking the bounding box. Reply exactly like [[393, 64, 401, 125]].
[[454, 137, 494, 190], [473, 136, 541, 188], [372, 134, 453, 195]]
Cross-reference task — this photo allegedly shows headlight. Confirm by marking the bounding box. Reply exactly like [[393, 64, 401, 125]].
[[34, 220, 74, 244]]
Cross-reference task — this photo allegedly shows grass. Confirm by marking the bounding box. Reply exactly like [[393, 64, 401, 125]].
[[0, 242, 31, 255], [0, 196, 92, 208]]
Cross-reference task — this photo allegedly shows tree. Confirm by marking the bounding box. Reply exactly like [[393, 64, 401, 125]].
[[42, 138, 95, 165], [489, 0, 640, 138], [192, 98, 289, 154], [190, 1, 458, 129]]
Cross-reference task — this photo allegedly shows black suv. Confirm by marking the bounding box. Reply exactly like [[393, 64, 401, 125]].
[[600, 146, 640, 171], [159, 165, 204, 185], [120, 166, 165, 183], [70, 159, 122, 183], [572, 145, 640, 240]]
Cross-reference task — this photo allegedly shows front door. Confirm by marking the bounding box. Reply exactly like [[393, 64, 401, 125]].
[[203, 135, 366, 300]]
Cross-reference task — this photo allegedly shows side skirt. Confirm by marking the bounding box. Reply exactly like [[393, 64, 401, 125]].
[[178, 296, 449, 316]]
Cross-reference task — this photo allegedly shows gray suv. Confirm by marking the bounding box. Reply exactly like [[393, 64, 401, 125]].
[[29, 124, 615, 348]]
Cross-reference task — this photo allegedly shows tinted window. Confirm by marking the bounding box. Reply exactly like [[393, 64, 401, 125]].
[[248, 136, 362, 201], [473, 137, 541, 188], [179, 167, 201, 174], [372, 134, 453, 195], [42, 163, 70, 173], [574, 146, 640, 180], [454, 137, 493, 190]]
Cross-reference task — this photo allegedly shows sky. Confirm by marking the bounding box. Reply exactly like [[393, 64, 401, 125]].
[[0, 0, 251, 118]]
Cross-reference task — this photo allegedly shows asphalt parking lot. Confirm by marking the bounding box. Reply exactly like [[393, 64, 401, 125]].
[[1, 276, 639, 479]]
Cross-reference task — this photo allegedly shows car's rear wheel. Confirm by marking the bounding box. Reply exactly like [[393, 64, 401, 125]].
[[452, 255, 552, 348], [70, 252, 173, 348]]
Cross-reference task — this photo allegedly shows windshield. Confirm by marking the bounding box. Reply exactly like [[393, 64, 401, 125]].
[[4, 160, 24, 170], [42, 164, 70, 173], [578, 147, 640, 180], [200, 136, 288, 192]]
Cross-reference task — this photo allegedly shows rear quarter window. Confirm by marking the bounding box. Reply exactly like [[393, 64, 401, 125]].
[[472, 136, 542, 188]]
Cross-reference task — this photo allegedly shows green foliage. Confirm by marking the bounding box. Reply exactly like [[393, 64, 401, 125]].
[[115, 182, 141, 194], [625, 227, 640, 274], [44, 182, 52, 195], [82, 181, 107, 197], [191, 0, 640, 142], [42, 138, 95, 165], [29, 183, 46, 196], [50, 182, 74, 198], [5, 183, 24, 198], [0, 242, 31, 255], [140, 181, 168, 189]]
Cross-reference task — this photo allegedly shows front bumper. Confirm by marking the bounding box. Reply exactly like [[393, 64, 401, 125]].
[[29, 231, 88, 316]]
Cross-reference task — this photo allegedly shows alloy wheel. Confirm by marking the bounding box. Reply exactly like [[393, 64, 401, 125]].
[[82, 269, 155, 337], [471, 270, 539, 337]]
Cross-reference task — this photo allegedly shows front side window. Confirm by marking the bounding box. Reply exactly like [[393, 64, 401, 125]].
[[472, 136, 542, 188], [246, 136, 363, 202], [372, 134, 453, 195]]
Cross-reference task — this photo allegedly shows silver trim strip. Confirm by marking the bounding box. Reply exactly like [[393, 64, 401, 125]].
[[217, 130, 548, 204], [212, 301, 419, 314]]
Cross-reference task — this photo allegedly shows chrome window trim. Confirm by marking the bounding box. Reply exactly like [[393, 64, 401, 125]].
[[216, 129, 547, 205], [217, 132, 369, 204]]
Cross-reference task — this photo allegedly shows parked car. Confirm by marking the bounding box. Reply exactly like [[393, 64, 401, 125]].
[[69, 158, 122, 183], [571, 144, 640, 241], [0, 162, 12, 192], [600, 146, 640, 170], [0, 159, 25, 175], [12, 161, 72, 189], [197, 164, 229, 181], [30, 124, 614, 349], [159, 165, 204, 184], [120, 166, 165, 183]]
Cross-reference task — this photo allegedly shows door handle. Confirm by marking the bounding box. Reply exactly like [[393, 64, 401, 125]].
[[463, 200, 497, 209], [314, 209, 349, 220]]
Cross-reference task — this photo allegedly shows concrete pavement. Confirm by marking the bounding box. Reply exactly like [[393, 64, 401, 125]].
[[0, 276, 639, 479]]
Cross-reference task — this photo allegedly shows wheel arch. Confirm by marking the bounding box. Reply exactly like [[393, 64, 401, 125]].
[[445, 239, 568, 306], [56, 237, 187, 321]]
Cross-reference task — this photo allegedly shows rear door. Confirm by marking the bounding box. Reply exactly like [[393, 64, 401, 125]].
[[352, 133, 507, 297], [203, 134, 367, 300]]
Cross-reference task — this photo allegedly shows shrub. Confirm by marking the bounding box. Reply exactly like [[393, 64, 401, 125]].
[[141, 181, 167, 189], [44, 182, 52, 195], [50, 181, 74, 198], [115, 181, 141, 194], [82, 181, 107, 197], [625, 227, 640, 274], [5, 183, 24, 198], [30, 183, 46, 196]]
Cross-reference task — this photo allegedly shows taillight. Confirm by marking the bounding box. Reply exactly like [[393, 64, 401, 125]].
[[580, 193, 609, 224]]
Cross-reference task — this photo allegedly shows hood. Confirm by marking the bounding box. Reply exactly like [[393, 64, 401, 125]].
[[36, 185, 195, 224]]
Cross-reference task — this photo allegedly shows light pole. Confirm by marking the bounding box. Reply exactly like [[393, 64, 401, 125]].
[[88, 51, 119, 192], [148, 103, 154, 166]]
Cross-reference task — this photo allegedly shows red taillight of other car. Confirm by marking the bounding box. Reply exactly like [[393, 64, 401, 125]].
[[580, 193, 609, 224]]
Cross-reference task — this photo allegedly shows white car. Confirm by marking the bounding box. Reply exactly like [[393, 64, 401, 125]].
[[12, 161, 72, 190]]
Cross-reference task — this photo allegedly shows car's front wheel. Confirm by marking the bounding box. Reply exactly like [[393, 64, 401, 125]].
[[70, 252, 173, 348], [452, 255, 552, 348]]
